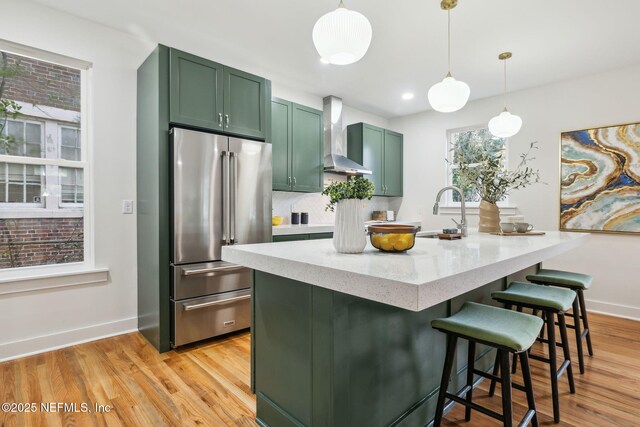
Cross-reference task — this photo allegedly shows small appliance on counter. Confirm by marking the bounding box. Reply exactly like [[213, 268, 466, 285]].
[[371, 211, 386, 221]]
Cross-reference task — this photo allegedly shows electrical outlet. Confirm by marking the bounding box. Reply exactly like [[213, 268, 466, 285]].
[[122, 200, 133, 214]]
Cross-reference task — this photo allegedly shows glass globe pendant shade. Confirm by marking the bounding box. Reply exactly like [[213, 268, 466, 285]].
[[312, 5, 372, 65], [488, 110, 523, 138], [427, 75, 471, 113]]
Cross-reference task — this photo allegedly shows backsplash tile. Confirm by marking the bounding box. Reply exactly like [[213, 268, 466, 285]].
[[272, 174, 402, 224]]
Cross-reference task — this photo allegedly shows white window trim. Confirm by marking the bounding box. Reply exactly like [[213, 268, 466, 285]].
[[442, 124, 517, 209], [0, 40, 100, 288]]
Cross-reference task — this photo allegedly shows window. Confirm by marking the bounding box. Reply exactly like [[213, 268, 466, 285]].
[[59, 167, 83, 204], [0, 44, 90, 270], [60, 126, 80, 161], [447, 127, 507, 205]]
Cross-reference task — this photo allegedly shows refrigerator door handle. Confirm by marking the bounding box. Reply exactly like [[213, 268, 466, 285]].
[[221, 151, 230, 245], [230, 152, 238, 244]]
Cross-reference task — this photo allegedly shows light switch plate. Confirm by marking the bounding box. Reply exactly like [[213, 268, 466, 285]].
[[122, 200, 133, 214]]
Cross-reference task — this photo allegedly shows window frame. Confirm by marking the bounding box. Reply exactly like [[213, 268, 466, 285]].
[[0, 39, 93, 274], [1, 118, 46, 207], [444, 125, 512, 208]]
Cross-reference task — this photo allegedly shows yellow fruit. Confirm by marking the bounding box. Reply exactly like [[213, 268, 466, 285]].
[[379, 236, 394, 251], [371, 234, 382, 246], [393, 234, 414, 251], [387, 234, 400, 244]]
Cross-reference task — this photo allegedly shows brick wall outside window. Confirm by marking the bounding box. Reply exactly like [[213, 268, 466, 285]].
[[0, 217, 83, 268], [2, 53, 81, 112]]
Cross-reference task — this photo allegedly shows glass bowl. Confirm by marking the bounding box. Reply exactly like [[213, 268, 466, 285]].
[[368, 224, 419, 253]]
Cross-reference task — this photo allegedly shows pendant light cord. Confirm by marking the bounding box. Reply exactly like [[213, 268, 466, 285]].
[[503, 58, 507, 111], [447, 10, 451, 75]]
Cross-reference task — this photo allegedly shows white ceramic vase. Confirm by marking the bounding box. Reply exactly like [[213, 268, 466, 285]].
[[333, 199, 366, 254]]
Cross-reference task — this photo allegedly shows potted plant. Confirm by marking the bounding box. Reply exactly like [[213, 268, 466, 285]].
[[453, 141, 542, 232], [323, 177, 375, 253]]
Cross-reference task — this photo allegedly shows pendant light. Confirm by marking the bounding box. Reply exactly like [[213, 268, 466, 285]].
[[312, 0, 373, 65], [488, 52, 522, 138], [428, 0, 470, 113]]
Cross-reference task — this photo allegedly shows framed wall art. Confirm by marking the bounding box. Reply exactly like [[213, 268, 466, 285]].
[[560, 121, 640, 233]]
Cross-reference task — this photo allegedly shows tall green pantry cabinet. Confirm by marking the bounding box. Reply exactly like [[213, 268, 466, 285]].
[[136, 45, 271, 352]]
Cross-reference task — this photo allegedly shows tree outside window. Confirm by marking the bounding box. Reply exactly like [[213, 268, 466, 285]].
[[447, 127, 507, 204]]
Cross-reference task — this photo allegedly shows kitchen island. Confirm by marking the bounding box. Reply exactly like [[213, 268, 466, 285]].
[[222, 231, 588, 427]]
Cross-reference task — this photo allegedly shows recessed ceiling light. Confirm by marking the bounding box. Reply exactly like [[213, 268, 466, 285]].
[[401, 92, 415, 100], [320, 58, 330, 64]]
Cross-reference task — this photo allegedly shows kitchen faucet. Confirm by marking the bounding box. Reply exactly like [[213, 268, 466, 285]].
[[433, 186, 467, 237]]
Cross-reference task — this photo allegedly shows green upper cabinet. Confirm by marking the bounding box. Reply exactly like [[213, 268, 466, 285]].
[[347, 123, 403, 197], [169, 49, 223, 131], [383, 130, 403, 197], [223, 67, 267, 139], [169, 49, 267, 140], [291, 104, 323, 192], [271, 98, 293, 191], [271, 98, 323, 193]]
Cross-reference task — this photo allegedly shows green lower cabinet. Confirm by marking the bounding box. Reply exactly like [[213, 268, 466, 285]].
[[252, 271, 510, 427], [273, 232, 332, 242], [347, 123, 403, 197], [271, 98, 323, 193], [308, 232, 333, 240]]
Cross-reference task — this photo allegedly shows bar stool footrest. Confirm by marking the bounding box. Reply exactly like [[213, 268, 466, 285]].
[[445, 392, 504, 422], [519, 409, 537, 427]]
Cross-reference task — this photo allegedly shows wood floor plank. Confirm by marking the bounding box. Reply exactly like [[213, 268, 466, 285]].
[[0, 312, 638, 426]]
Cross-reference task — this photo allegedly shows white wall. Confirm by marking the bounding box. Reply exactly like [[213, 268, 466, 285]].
[[391, 64, 640, 319], [0, 0, 396, 360], [0, 0, 149, 360]]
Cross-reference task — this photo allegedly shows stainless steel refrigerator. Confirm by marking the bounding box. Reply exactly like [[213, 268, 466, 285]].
[[170, 127, 271, 347]]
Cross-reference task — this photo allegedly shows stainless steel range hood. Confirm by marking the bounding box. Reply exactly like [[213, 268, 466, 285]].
[[323, 96, 372, 175]]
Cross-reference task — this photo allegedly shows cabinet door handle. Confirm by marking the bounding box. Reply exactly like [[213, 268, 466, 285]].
[[288, 177, 292, 186], [218, 113, 223, 127], [183, 294, 251, 311], [225, 114, 230, 128], [293, 177, 297, 187]]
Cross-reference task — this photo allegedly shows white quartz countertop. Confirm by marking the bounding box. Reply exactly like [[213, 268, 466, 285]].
[[222, 231, 589, 312]]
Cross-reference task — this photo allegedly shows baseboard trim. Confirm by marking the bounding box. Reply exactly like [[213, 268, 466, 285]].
[[0, 316, 137, 362], [586, 298, 640, 321]]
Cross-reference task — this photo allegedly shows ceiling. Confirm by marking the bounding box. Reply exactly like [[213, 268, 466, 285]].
[[29, 0, 640, 118]]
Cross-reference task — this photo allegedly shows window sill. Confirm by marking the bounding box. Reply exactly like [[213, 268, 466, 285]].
[[438, 205, 518, 216], [0, 266, 109, 295]]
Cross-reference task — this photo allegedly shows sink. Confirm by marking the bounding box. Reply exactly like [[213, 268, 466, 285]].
[[416, 230, 439, 239]]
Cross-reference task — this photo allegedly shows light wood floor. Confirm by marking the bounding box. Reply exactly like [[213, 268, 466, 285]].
[[1, 312, 639, 426]]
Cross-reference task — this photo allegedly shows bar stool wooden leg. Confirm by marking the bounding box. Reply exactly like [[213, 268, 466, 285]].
[[546, 311, 560, 423], [465, 341, 475, 421], [500, 350, 513, 427], [434, 335, 458, 427], [572, 298, 585, 374], [558, 313, 576, 394], [578, 289, 594, 356], [519, 351, 539, 427], [489, 350, 499, 397]]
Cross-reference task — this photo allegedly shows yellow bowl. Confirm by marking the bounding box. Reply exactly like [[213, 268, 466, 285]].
[[272, 216, 284, 226], [368, 224, 418, 253]]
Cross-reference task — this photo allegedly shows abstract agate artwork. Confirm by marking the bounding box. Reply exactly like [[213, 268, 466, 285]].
[[560, 122, 640, 233]]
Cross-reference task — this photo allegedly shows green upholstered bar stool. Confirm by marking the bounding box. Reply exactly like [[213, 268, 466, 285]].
[[526, 269, 594, 374], [490, 282, 577, 423], [432, 302, 543, 427]]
